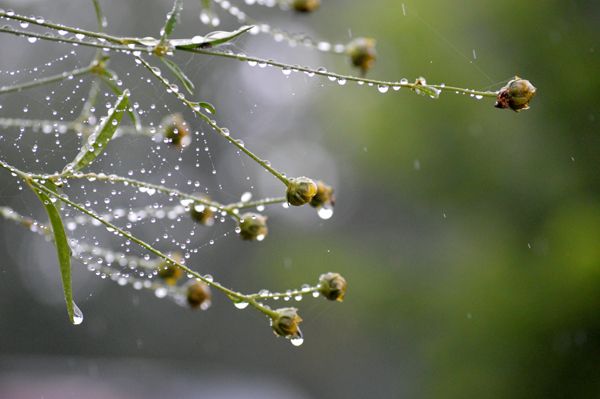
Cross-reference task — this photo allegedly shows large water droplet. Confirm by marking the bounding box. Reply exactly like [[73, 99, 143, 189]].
[[290, 336, 304, 346], [72, 302, 84, 325], [234, 301, 249, 309], [317, 207, 334, 220]]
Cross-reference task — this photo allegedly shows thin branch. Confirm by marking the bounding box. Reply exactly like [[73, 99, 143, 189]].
[[136, 56, 292, 185], [0, 63, 95, 95]]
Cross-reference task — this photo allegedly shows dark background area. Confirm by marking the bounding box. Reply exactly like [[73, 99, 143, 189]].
[[0, 0, 599, 398]]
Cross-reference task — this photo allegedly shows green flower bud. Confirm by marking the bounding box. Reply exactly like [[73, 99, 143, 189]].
[[310, 180, 335, 208], [270, 307, 303, 338], [238, 212, 268, 241], [346, 37, 377, 75], [318, 272, 347, 302], [186, 280, 212, 310], [162, 113, 191, 148], [189, 195, 214, 226], [292, 0, 320, 13], [495, 77, 537, 112], [286, 177, 318, 206]]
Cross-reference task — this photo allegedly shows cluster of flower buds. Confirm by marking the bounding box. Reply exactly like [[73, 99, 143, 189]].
[[495, 77, 537, 112], [189, 195, 215, 226], [318, 272, 347, 302], [346, 37, 377, 75], [185, 280, 212, 310], [292, 0, 320, 13], [162, 113, 191, 148], [286, 177, 318, 206], [238, 212, 268, 241], [270, 307, 303, 339]]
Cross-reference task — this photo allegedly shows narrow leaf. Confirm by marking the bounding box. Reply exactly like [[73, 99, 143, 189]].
[[99, 69, 142, 132], [160, 57, 195, 94], [160, 0, 183, 42], [172, 25, 254, 49], [197, 101, 216, 115], [63, 90, 129, 173], [30, 180, 76, 324]]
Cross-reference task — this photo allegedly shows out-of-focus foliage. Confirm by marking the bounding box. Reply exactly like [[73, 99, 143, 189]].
[[0, 0, 598, 398]]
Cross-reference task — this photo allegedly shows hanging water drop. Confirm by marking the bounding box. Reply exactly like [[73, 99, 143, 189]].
[[72, 302, 84, 325]]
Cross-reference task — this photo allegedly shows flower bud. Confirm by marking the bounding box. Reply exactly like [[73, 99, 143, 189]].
[[495, 77, 537, 112], [346, 37, 377, 75], [158, 258, 184, 286], [270, 307, 303, 338], [238, 212, 268, 241], [292, 0, 320, 13], [186, 280, 212, 310], [318, 272, 347, 302], [189, 195, 214, 226], [162, 113, 191, 148], [309, 180, 335, 208], [286, 177, 318, 206]]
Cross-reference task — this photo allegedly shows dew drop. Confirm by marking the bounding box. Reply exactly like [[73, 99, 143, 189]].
[[377, 84, 389, 93], [234, 301, 249, 309], [290, 336, 304, 347], [317, 207, 334, 220], [72, 302, 84, 325]]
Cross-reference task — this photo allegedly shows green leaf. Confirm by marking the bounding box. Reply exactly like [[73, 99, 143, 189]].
[[160, 57, 195, 94], [98, 69, 142, 132], [196, 101, 216, 115], [30, 179, 78, 324], [160, 0, 183, 42], [171, 25, 254, 49], [63, 90, 129, 173]]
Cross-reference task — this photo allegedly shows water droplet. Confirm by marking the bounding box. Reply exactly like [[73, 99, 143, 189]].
[[234, 301, 249, 309], [155, 287, 168, 298], [290, 336, 304, 346], [72, 302, 84, 325], [317, 207, 334, 220], [240, 191, 252, 202], [377, 84, 389, 93], [27, 37, 37, 44]]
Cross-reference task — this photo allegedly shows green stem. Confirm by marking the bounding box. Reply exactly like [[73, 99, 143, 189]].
[[136, 56, 291, 185], [0, 64, 95, 95], [248, 285, 321, 301], [224, 196, 287, 212], [38, 171, 242, 222], [0, 117, 156, 138], [181, 48, 499, 98]]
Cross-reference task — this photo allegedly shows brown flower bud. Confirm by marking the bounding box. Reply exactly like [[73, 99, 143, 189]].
[[162, 113, 191, 148], [292, 0, 320, 13], [495, 77, 537, 112], [157, 256, 184, 286], [346, 37, 377, 75], [189, 195, 214, 226], [286, 177, 318, 206], [318, 272, 347, 302], [271, 307, 303, 338], [238, 212, 268, 241], [310, 180, 335, 208], [186, 280, 212, 310]]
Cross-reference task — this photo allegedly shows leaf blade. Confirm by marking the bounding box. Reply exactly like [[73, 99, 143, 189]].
[[63, 89, 129, 173], [172, 25, 254, 49], [160, 57, 195, 94], [160, 0, 183, 43], [30, 180, 75, 324], [99, 69, 142, 132]]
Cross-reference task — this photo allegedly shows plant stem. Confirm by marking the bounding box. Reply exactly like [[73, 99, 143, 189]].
[[136, 56, 291, 186], [224, 196, 287, 212], [0, 64, 95, 95], [248, 285, 321, 301], [0, 14, 499, 99], [37, 171, 243, 222]]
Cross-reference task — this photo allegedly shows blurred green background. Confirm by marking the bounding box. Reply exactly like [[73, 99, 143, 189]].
[[0, 0, 598, 398]]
